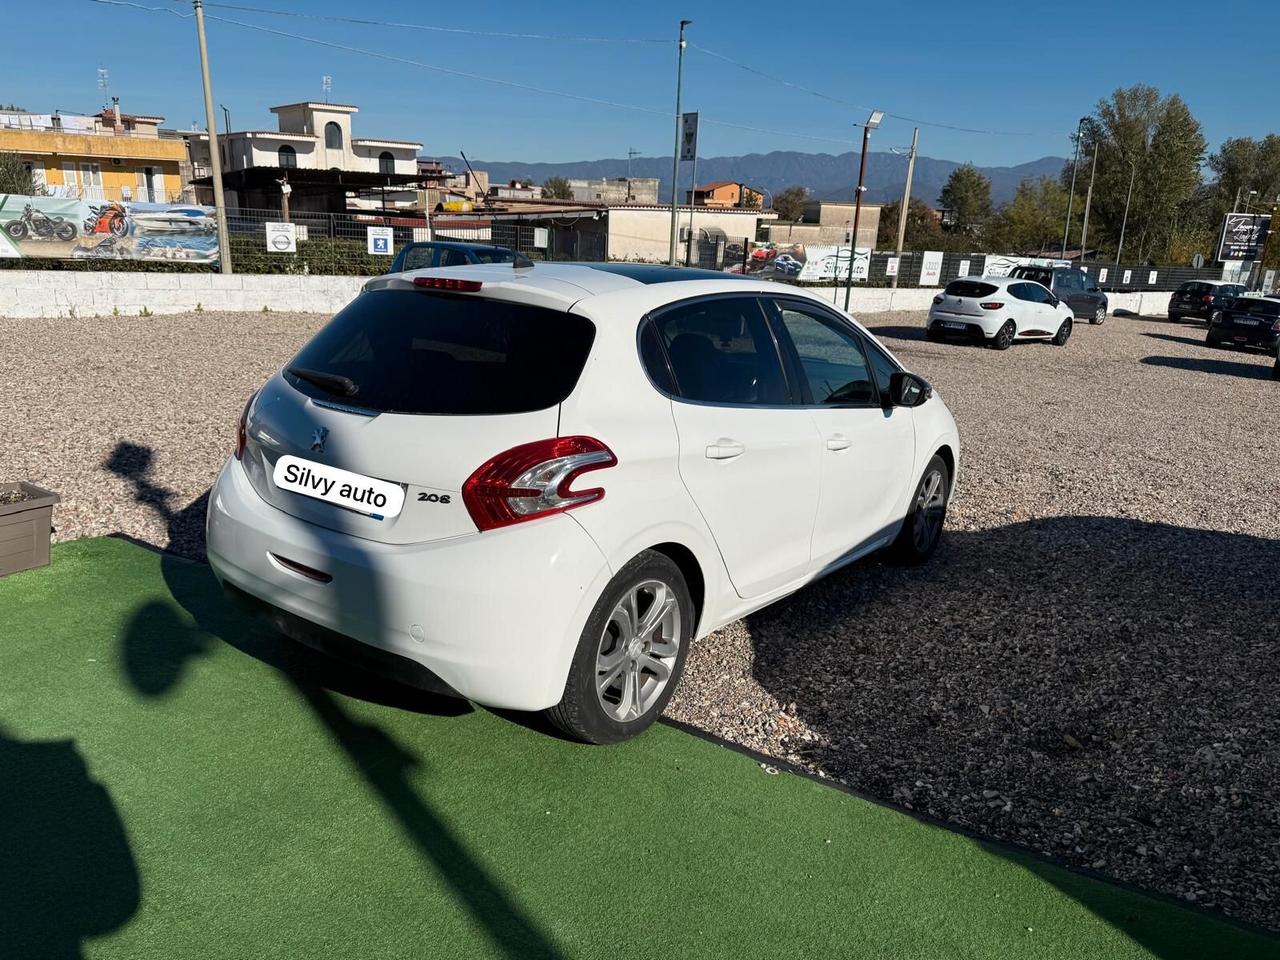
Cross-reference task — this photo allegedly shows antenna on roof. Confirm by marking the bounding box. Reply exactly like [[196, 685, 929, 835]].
[[97, 65, 110, 106], [322, 75, 332, 103]]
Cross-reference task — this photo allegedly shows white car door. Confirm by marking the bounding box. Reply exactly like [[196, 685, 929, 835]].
[[652, 295, 823, 599], [1011, 282, 1057, 335], [767, 298, 916, 568]]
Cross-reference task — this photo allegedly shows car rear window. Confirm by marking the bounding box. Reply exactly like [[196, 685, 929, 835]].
[[1011, 267, 1053, 286], [1237, 297, 1280, 317], [285, 289, 595, 415], [944, 280, 998, 298]]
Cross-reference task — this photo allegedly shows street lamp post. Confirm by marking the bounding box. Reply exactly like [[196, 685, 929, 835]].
[[1079, 137, 1098, 260], [667, 19, 691, 266], [1062, 117, 1085, 259], [843, 109, 883, 312]]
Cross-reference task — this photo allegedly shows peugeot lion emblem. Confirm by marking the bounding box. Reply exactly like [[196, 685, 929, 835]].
[[310, 426, 329, 453]]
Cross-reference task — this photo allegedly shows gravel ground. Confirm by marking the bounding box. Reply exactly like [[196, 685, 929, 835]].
[[2, 306, 1278, 930]]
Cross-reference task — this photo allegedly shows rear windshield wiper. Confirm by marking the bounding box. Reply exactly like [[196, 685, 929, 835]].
[[287, 366, 359, 397]]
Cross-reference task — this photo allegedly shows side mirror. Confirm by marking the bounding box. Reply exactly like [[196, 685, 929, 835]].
[[889, 371, 932, 408]]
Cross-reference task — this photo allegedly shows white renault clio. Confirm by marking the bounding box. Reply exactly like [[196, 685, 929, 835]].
[[927, 276, 1075, 349], [208, 263, 960, 743]]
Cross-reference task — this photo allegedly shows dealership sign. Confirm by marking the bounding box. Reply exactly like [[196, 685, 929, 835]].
[[1217, 213, 1270, 262]]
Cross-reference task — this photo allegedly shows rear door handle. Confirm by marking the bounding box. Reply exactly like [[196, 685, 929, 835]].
[[826, 434, 852, 452], [705, 438, 745, 460]]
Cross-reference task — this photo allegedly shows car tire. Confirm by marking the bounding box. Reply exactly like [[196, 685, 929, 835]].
[[888, 454, 950, 566], [1273, 356, 1280, 380], [1052, 316, 1073, 346], [1092, 305, 1106, 325], [1209, 309, 1222, 327], [545, 550, 693, 744], [926, 325, 943, 342], [991, 320, 1015, 351]]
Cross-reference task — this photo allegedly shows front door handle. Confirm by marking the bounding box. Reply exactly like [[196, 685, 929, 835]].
[[826, 434, 852, 452], [705, 438, 745, 460]]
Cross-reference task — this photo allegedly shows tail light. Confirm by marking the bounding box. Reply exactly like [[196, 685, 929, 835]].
[[1202, 294, 1214, 303], [463, 436, 616, 531], [1271, 319, 1280, 332], [932, 294, 944, 304], [234, 391, 257, 460], [413, 277, 483, 292], [979, 301, 1005, 310]]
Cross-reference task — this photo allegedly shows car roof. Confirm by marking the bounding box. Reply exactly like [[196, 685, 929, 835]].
[[364, 261, 807, 313], [400, 240, 511, 252]]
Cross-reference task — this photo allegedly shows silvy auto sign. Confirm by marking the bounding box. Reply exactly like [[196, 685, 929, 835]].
[[1217, 213, 1271, 261]]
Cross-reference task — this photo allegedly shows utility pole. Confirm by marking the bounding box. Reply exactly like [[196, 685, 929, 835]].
[[1079, 140, 1098, 260], [891, 127, 918, 290], [194, 0, 232, 274], [843, 110, 882, 311], [1115, 158, 1136, 267], [668, 19, 690, 266], [627, 147, 640, 199], [1062, 117, 1084, 259], [685, 147, 698, 266]]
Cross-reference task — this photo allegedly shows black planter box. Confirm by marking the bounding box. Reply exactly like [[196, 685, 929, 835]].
[[0, 482, 60, 578]]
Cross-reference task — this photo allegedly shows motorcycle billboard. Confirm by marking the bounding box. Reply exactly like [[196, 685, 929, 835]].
[[0, 193, 218, 263]]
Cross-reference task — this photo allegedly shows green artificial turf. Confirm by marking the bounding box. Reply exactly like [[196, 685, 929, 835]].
[[1, 536, 1275, 960]]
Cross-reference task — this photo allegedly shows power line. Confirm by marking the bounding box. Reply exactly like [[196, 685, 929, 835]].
[[191, 1, 671, 43], [689, 42, 1044, 137], [88, 0, 859, 147]]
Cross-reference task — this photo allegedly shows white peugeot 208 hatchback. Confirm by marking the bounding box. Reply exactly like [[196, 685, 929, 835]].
[[207, 262, 960, 743], [927, 276, 1075, 349]]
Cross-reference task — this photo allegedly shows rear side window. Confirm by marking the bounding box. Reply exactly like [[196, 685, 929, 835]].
[[399, 246, 435, 271], [944, 280, 998, 298], [646, 296, 788, 405], [286, 289, 595, 415]]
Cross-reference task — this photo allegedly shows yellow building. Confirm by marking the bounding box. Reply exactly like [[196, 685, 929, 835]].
[[0, 105, 189, 203]]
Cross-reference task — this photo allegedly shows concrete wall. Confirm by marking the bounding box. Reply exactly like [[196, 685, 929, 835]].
[[0, 271, 366, 318], [0, 270, 1173, 320]]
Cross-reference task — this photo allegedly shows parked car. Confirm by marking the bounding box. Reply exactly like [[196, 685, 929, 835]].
[[927, 277, 1074, 350], [1008, 265, 1108, 324], [774, 253, 802, 276], [208, 263, 959, 744], [1167, 280, 1246, 325], [388, 241, 518, 273], [1206, 295, 1280, 354]]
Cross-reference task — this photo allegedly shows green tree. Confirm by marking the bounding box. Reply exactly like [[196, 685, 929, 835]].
[[988, 177, 1072, 255], [938, 163, 993, 236], [541, 176, 572, 200], [1075, 85, 1206, 262], [773, 185, 807, 220], [876, 198, 946, 250], [739, 187, 762, 209], [0, 151, 35, 195], [1206, 135, 1280, 217]]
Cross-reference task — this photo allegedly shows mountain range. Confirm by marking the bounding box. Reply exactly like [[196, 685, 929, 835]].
[[428, 150, 1069, 206]]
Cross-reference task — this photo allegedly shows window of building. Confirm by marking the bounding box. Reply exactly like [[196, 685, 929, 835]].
[[278, 145, 297, 168], [79, 162, 103, 187], [378, 151, 395, 175], [325, 121, 343, 150]]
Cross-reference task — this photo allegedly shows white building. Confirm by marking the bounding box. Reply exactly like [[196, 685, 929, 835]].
[[186, 101, 423, 212]]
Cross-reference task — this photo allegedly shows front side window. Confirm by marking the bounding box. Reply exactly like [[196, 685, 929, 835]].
[[771, 300, 877, 407], [861, 334, 902, 397], [645, 297, 788, 405], [438, 248, 470, 267]]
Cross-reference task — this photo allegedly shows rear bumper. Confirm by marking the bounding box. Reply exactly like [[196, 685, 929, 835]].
[[927, 309, 998, 339], [1209, 326, 1280, 351], [206, 457, 613, 711], [1168, 306, 1209, 322]]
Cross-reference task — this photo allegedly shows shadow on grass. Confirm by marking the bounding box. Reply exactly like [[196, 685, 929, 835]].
[[747, 515, 1280, 957], [0, 727, 141, 960], [106, 441, 566, 960], [1141, 354, 1275, 380]]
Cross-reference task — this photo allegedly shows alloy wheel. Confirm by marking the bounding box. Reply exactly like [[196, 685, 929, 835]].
[[912, 469, 947, 553], [1094, 306, 1105, 324], [595, 579, 681, 723]]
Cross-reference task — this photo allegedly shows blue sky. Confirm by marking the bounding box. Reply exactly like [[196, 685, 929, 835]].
[[6, 0, 1279, 167]]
